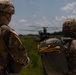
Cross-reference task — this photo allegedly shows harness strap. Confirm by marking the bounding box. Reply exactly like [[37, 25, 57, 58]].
[[0, 25, 10, 75]]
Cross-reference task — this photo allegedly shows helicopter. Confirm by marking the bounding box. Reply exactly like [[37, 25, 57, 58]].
[[33, 26, 51, 41], [19, 26, 61, 42]]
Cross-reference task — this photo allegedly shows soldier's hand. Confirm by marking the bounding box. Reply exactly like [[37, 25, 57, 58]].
[[24, 57, 30, 68]]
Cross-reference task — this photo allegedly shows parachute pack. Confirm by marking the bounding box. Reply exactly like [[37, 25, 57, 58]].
[[38, 37, 75, 74]]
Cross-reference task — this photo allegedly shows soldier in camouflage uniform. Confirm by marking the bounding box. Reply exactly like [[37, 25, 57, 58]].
[[62, 18, 76, 75], [38, 18, 76, 75], [0, 0, 30, 75]]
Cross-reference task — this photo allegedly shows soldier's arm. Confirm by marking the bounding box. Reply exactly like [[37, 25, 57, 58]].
[[8, 29, 30, 67]]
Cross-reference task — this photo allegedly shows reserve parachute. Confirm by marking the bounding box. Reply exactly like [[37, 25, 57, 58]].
[[38, 38, 69, 74]]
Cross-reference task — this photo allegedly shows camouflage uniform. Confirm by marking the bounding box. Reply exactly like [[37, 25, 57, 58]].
[[0, 24, 30, 75], [0, 0, 30, 75]]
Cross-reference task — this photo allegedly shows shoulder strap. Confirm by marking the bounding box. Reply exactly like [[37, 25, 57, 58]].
[[57, 37, 73, 53], [0, 33, 8, 58], [0, 25, 13, 58], [0, 26, 10, 69], [67, 40, 72, 50], [57, 37, 73, 45]]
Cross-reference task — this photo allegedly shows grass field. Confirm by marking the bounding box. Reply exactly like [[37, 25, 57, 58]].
[[12, 35, 63, 75], [12, 35, 44, 75]]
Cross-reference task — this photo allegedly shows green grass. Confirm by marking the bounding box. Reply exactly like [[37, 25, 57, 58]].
[[11, 35, 63, 75], [12, 35, 43, 75]]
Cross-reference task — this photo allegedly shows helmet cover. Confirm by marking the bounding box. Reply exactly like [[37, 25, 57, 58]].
[[0, 0, 15, 14]]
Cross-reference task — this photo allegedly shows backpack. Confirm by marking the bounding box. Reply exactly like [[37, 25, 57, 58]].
[[38, 37, 73, 74]]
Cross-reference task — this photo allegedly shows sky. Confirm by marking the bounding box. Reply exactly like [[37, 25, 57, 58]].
[[10, 0, 76, 35]]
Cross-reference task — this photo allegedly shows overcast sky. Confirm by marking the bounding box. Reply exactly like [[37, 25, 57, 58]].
[[10, 0, 76, 35]]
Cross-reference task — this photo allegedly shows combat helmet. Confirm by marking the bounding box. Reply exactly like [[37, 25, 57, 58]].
[[62, 18, 76, 38], [0, 0, 15, 15]]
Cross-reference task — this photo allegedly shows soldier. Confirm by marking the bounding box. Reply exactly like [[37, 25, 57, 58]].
[[38, 18, 76, 75], [0, 0, 30, 75], [62, 18, 76, 75]]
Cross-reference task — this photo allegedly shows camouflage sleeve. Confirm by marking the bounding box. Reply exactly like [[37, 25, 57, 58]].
[[8, 30, 30, 66]]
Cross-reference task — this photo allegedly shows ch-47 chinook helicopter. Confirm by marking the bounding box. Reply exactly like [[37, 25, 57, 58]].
[[19, 26, 61, 42]]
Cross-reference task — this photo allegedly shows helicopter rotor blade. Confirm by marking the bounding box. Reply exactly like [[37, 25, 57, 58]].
[[47, 27, 62, 30], [19, 29, 42, 32], [19, 29, 37, 31], [29, 25, 61, 30]]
